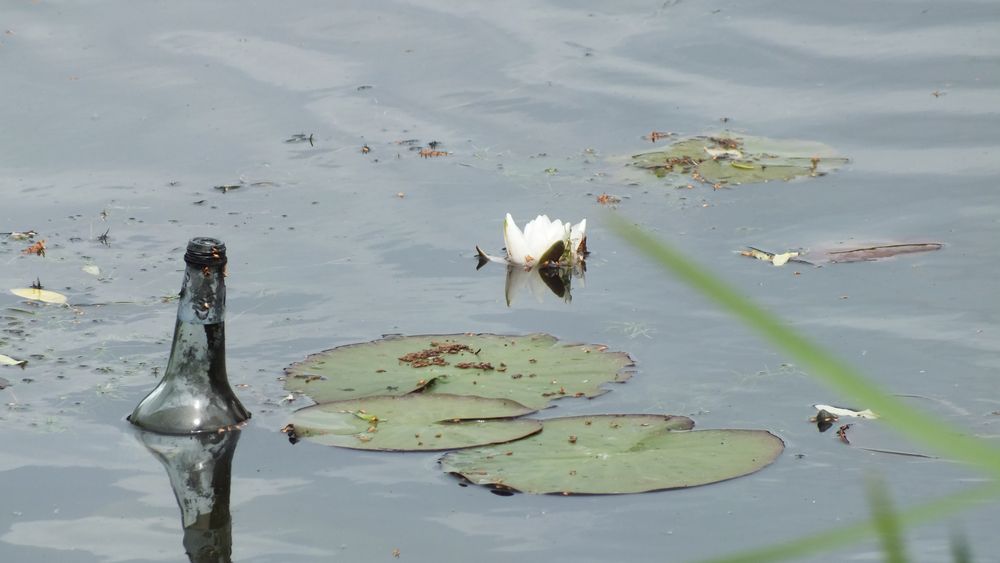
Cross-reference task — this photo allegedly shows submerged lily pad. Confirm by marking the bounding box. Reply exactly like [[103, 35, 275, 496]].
[[284, 334, 633, 410], [440, 414, 784, 495], [630, 134, 847, 187], [289, 393, 542, 451], [819, 243, 943, 263]]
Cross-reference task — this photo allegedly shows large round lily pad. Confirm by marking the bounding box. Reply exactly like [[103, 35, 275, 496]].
[[630, 134, 848, 187], [439, 414, 784, 494], [289, 394, 542, 451], [284, 333, 634, 410]]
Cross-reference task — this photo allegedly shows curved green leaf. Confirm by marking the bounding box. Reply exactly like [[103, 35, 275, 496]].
[[290, 394, 541, 451], [440, 414, 783, 494], [284, 333, 633, 410]]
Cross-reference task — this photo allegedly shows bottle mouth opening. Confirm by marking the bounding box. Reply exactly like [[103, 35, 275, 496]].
[[185, 237, 227, 267]]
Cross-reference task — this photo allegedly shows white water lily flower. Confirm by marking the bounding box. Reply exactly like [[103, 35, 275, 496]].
[[502, 213, 586, 268]]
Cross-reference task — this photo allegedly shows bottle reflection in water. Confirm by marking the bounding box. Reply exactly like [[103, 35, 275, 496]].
[[130, 237, 250, 434], [137, 430, 240, 563]]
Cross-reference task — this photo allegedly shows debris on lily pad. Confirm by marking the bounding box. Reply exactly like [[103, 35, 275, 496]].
[[10, 287, 68, 305], [629, 134, 848, 187], [284, 333, 633, 410], [289, 393, 542, 451], [0, 354, 28, 369], [440, 414, 784, 495]]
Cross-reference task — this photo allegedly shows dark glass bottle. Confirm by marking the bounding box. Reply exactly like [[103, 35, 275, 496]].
[[129, 237, 251, 434]]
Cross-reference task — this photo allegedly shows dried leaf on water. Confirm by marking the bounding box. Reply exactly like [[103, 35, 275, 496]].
[[740, 247, 802, 267], [814, 404, 879, 419], [0, 354, 28, 369], [10, 288, 68, 305]]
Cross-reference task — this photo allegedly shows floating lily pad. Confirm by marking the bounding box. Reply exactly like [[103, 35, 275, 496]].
[[440, 414, 784, 495], [289, 393, 542, 451], [284, 334, 633, 410], [630, 134, 848, 187]]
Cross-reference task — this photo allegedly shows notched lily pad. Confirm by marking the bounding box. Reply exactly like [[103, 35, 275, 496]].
[[284, 333, 634, 410], [629, 134, 847, 187], [289, 393, 542, 451], [440, 414, 784, 495]]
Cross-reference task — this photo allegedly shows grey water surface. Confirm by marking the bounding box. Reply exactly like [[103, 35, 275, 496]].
[[2, 1, 999, 561]]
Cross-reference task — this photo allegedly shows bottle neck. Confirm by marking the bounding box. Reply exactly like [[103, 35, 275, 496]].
[[164, 263, 228, 384], [177, 264, 226, 325]]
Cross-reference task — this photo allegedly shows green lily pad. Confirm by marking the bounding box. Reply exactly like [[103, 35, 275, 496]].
[[289, 393, 542, 451], [284, 333, 634, 410], [630, 134, 848, 187], [439, 414, 784, 495]]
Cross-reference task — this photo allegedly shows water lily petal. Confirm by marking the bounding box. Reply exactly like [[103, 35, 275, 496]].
[[503, 214, 531, 266], [570, 219, 587, 260]]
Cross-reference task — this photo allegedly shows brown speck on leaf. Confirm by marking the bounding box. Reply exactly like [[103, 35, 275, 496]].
[[456, 362, 494, 371]]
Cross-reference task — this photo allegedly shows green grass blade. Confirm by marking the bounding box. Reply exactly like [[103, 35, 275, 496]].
[[608, 214, 1000, 477], [867, 476, 908, 563], [696, 481, 1000, 563]]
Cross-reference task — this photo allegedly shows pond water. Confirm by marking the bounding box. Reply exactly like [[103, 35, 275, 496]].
[[2, 1, 999, 561]]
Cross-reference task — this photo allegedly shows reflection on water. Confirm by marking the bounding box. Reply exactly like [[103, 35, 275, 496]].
[[503, 264, 585, 306], [137, 430, 241, 563]]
